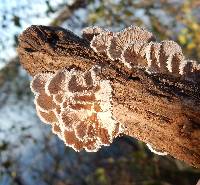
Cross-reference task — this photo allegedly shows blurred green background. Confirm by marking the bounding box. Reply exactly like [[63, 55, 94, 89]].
[[0, 0, 200, 185]]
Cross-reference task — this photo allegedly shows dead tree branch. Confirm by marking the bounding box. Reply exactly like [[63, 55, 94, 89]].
[[17, 25, 200, 168], [0, 0, 87, 88]]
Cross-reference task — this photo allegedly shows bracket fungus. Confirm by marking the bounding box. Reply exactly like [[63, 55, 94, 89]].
[[82, 26, 109, 42], [107, 26, 155, 62], [146, 143, 168, 156], [87, 25, 200, 81], [31, 66, 122, 152]]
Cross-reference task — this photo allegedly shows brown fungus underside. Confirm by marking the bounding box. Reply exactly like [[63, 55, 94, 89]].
[[31, 67, 122, 152]]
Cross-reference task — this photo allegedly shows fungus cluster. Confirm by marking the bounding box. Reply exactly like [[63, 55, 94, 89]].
[[31, 66, 122, 152], [29, 25, 199, 154], [82, 25, 200, 80]]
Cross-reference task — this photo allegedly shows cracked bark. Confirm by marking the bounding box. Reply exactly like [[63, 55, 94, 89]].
[[17, 25, 200, 168]]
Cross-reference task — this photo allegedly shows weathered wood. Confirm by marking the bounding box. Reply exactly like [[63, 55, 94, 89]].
[[17, 25, 200, 168], [0, 0, 86, 88]]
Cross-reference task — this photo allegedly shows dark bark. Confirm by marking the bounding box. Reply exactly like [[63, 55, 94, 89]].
[[17, 25, 200, 168]]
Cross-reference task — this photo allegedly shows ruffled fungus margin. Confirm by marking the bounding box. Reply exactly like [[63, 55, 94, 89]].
[[31, 66, 123, 152]]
